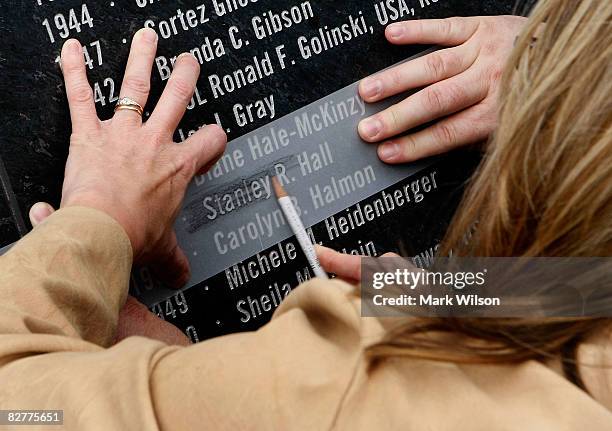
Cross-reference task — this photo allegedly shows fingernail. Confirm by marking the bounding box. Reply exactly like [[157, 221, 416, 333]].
[[359, 118, 382, 140], [64, 39, 80, 54], [177, 52, 197, 64], [379, 142, 400, 160], [314, 244, 330, 254], [387, 23, 404, 39], [361, 78, 382, 99], [30, 203, 52, 224], [138, 28, 158, 43]]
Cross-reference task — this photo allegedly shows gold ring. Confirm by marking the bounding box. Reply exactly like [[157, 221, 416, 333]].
[[115, 97, 144, 116]]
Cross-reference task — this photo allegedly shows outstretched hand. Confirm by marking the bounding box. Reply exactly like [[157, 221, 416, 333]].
[[358, 16, 526, 163], [59, 29, 226, 288]]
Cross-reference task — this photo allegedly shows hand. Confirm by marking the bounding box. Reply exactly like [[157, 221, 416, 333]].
[[59, 29, 227, 288], [358, 16, 526, 163], [29, 202, 191, 346], [316, 245, 363, 283], [115, 296, 191, 346], [316, 245, 400, 284]]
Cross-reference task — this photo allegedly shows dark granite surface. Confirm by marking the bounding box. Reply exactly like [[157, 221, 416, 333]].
[[1, 0, 519, 339]]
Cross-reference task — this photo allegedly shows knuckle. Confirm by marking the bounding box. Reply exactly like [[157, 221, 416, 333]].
[[444, 51, 462, 73], [389, 67, 404, 87], [169, 77, 194, 102], [388, 108, 401, 130], [69, 83, 94, 104], [478, 18, 495, 35], [123, 75, 151, 95], [426, 83, 464, 113], [450, 17, 464, 34], [170, 152, 191, 177], [482, 39, 499, 56], [413, 20, 425, 39], [455, 17, 468, 34], [376, 111, 393, 135], [446, 83, 466, 106], [487, 65, 504, 86], [399, 135, 419, 160], [425, 53, 446, 79], [425, 86, 445, 112], [434, 123, 457, 145], [438, 18, 453, 37], [149, 131, 167, 147]]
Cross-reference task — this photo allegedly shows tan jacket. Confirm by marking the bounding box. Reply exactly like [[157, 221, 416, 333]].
[[1, 207, 611, 430]]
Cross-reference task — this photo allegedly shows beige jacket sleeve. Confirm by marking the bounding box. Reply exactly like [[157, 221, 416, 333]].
[[0, 207, 611, 431]]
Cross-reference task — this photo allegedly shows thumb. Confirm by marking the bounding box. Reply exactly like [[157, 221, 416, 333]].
[[150, 232, 191, 289], [29, 202, 56, 226], [116, 296, 191, 346]]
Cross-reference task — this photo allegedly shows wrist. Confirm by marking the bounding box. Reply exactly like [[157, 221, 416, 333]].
[[62, 194, 143, 258]]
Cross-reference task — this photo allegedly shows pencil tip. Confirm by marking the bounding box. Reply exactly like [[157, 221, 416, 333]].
[[272, 176, 288, 198]]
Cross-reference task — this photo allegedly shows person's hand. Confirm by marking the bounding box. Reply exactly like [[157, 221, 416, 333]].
[[358, 16, 526, 163], [316, 245, 400, 284], [29, 202, 191, 346], [59, 29, 227, 288], [316, 245, 363, 283], [115, 296, 191, 346]]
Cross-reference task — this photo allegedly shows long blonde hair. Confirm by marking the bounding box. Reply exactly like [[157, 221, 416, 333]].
[[369, 0, 612, 388]]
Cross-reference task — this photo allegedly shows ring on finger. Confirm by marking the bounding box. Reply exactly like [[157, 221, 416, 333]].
[[115, 97, 144, 117]]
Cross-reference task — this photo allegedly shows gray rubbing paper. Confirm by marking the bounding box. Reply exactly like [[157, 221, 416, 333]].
[[146, 51, 436, 303]]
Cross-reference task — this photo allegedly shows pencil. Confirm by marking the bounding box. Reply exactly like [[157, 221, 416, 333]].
[[272, 177, 328, 279]]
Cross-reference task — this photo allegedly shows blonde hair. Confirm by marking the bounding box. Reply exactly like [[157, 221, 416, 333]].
[[369, 0, 612, 388]]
